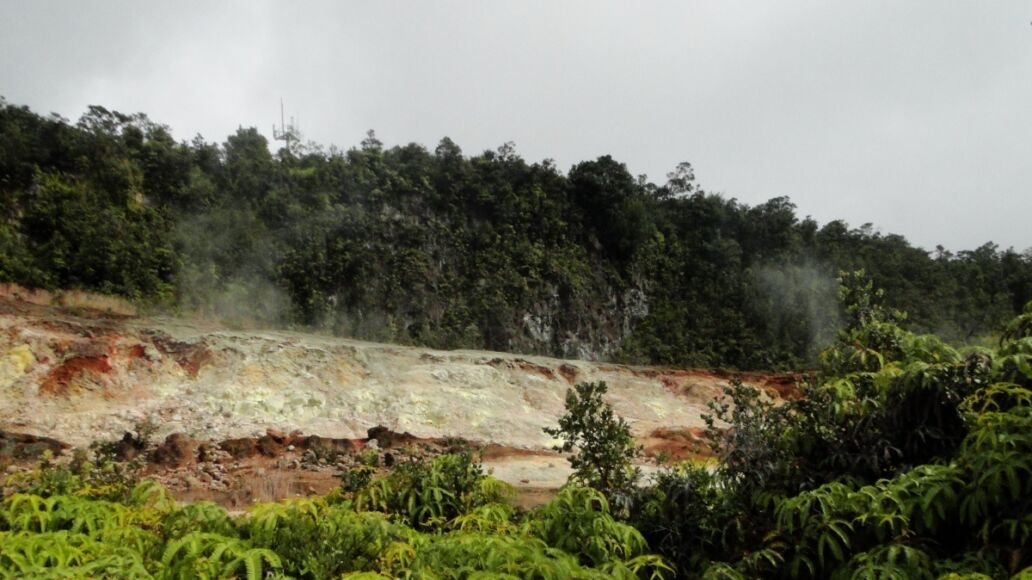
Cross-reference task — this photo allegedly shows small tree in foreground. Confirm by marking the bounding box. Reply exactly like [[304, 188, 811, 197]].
[[544, 381, 641, 502]]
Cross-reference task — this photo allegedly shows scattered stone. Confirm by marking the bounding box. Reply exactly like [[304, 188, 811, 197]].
[[110, 431, 147, 461], [366, 425, 391, 446], [256, 435, 283, 457], [221, 438, 259, 460], [151, 433, 199, 468], [0, 430, 70, 460], [306, 435, 356, 458]]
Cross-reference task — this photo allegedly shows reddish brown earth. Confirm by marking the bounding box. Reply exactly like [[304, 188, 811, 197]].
[[642, 427, 711, 462]]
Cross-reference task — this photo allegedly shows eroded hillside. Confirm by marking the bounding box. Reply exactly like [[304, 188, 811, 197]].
[[0, 286, 795, 498]]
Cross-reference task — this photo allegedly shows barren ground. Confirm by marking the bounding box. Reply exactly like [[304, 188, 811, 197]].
[[0, 284, 797, 505]]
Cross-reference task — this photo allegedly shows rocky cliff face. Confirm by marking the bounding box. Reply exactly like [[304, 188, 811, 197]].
[[0, 290, 790, 453], [513, 281, 649, 361]]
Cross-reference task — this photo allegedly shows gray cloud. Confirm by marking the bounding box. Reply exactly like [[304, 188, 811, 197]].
[[2, 0, 1030, 251]]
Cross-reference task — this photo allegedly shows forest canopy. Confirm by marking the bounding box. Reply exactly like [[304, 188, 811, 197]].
[[1, 98, 1030, 370]]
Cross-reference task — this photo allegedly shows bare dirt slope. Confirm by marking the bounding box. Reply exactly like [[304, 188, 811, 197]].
[[0, 287, 795, 495]]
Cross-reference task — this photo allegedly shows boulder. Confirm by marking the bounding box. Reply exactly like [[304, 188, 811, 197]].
[[151, 433, 199, 468], [0, 430, 70, 460]]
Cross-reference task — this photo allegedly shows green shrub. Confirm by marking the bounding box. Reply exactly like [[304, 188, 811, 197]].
[[630, 462, 741, 577], [544, 381, 642, 505], [350, 451, 513, 530], [245, 500, 407, 578]]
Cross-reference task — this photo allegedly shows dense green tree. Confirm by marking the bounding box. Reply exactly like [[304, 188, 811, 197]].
[[1, 98, 1030, 369]]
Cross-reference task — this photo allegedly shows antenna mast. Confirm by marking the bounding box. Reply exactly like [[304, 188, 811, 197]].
[[272, 98, 299, 154]]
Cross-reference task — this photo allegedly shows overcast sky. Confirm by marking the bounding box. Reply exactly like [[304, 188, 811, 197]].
[[2, 1, 1030, 252]]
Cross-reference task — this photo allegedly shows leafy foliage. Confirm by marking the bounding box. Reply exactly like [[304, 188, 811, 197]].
[[632, 273, 1032, 578], [347, 450, 513, 531], [0, 453, 670, 578], [629, 462, 744, 575], [544, 381, 641, 503]]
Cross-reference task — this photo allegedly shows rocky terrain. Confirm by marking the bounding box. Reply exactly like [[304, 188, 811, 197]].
[[0, 284, 797, 504]]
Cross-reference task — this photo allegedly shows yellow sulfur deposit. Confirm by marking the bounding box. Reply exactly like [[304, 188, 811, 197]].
[[0, 344, 36, 388]]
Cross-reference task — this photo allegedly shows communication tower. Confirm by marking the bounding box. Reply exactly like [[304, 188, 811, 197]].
[[272, 99, 300, 154]]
